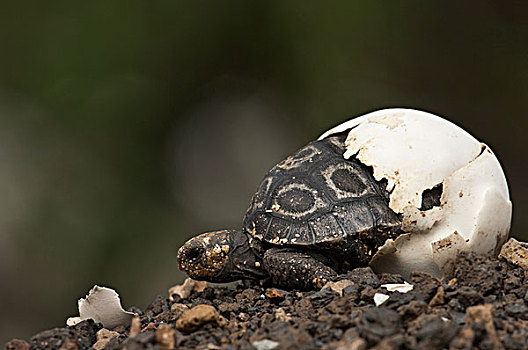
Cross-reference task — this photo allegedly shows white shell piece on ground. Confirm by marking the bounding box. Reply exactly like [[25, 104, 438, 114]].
[[381, 282, 414, 293], [66, 285, 136, 329], [374, 293, 390, 306], [320, 108, 512, 279]]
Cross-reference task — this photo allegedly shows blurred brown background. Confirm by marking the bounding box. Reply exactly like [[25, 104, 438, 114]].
[[0, 1, 526, 344]]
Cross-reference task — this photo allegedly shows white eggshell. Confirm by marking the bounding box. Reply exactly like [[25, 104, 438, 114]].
[[373, 293, 390, 306], [320, 108, 512, 279], [66, 285, 136, 329]]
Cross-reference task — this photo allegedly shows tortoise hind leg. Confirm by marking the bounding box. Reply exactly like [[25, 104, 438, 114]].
[[263, 247, 337, 290]]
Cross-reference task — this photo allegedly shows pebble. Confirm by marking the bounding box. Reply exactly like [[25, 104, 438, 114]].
[[466, 304, 503, 349], [310, 287, 339, 308], [129, 316, 141, 337], [4, 339, 30, 350], [155, 324, 175, 350], [169, 278, 207, 300], [175, 304, 226, 332], [322, 279, 354, 296], [428, 285, 445, 306], [251, 339, 279, 350], [92, 329, 120, 350], [264, 288, 287, 302]]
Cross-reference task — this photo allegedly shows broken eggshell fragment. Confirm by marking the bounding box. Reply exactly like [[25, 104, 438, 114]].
[[66, 285, 136, 329], [320, 108, 511, 279]]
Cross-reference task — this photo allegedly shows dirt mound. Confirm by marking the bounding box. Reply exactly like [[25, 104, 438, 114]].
[[6, 251, 528, 350]]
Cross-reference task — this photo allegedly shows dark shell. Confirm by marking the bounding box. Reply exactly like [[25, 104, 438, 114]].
[[243, 136, 401, 247]]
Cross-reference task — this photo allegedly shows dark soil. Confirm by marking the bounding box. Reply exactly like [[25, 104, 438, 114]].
[[6, 251, 528, 350]]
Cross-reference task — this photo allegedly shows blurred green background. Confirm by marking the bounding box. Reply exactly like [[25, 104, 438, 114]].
[[0, 1, 526, 344]]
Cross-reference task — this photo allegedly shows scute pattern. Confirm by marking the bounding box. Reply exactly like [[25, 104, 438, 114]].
[[276, 145, 321, 170], [321, 162, 371, 200], [272, 182, 326, 218], [243, 136, 401, 246]]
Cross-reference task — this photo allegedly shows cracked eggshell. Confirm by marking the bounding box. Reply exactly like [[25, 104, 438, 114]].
[[320, 108, 512, 279], [66, 285, 136, 329]]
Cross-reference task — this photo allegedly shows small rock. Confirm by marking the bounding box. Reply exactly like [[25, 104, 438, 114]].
[[4, 339, 30, 350], [170, 303, 189, 314], [499, 237, 528, 269], [336, 338, 367, 350], [92, 329, 120, 350], [145, 296, 171, 317], [59, 337, 78, 350], [251, 339, 279, 350], [310, 287, 339, 308], [175, 304, 226, 332], [30, 321, 100, 350], [270, 328, 312, 348], [409, 314, 459, 349], [265, 288, 287, 303], [370, 334, 405, 350], [274, 307, 291, 322], [169, 278, 207, 300], [235, 288, 260, 303], [456, 286, 483, 307], [155, 324, 175, 350], [356, 307, 401, 345], [382, 291, 415, 310], [360, 286, 377, 301], [378, 273, 405, 284], [294, 297, 314, 318], [126, 331, 155, 347], [428, 286, 445, 306], [317, 314, 352, 328], [218, 302, 239, 313], [449, 327, 475, 350], [238, 312, 250, 322], [342, 283, 359, 298], [349, 338, 368, 350], [141, 322, 157, 332], [397, 300, 428, 321], [129, 316, 141, 337], [410, 271, 440, 302], [465, 304, 503, 350], [504, 299, 528, 319], [322, 279, 354, 296], [465, 304, 493, 327], [346, 267, 380, 289]]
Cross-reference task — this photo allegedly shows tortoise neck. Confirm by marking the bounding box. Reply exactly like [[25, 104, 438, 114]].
[[218, 230, 267, 281]]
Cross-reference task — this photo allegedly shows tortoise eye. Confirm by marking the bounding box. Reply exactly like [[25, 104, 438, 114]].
[[188, 247, 204, 262]]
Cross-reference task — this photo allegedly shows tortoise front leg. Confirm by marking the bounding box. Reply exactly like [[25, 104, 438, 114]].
[[262, 247, 338, 290]]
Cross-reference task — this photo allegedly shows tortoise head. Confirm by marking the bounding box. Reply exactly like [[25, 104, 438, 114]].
[[177, 229, 266, 283]]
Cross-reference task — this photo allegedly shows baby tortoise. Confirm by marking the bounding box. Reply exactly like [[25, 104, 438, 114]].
[[178, 135, 403, 290]]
